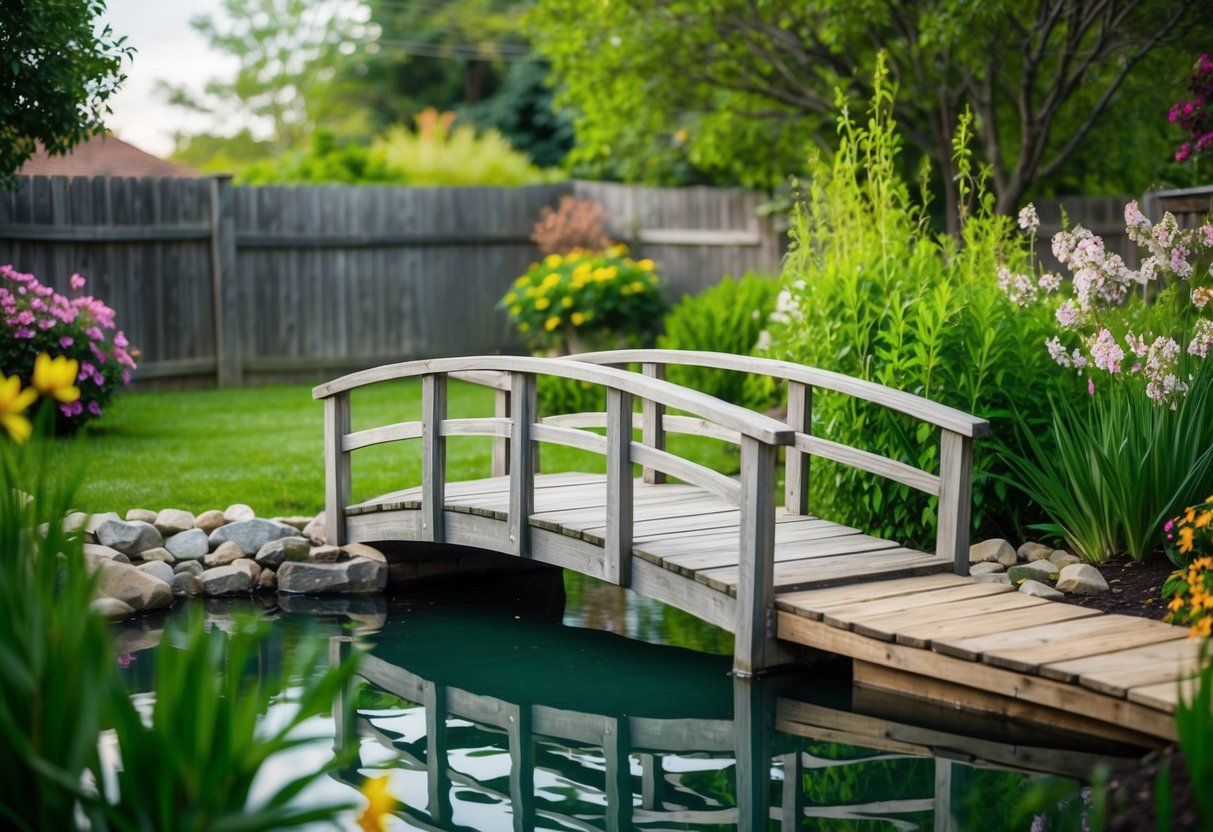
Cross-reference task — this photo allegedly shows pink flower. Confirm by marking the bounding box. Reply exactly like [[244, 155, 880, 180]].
[[59, 335, 74, 348], [70, 274, 86, 291], [1088, 378, 1095, 396], [13, 327, 34, 339]]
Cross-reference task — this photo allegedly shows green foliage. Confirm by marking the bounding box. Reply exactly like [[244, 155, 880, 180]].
[[1175, 643, 1213, 828], [657, 273, 780, 407], [466, 57, 574, 168], [374, 110, 561, 186], [0, 0, 132, 188], [765, 63, 1071, 548], [238, 130, 403, 185], [87, 613, 358, 831], [1002, 359, 1213, 563], [168, 129, 275, 175]]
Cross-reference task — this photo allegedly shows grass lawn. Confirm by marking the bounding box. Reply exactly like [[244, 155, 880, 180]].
[[48, 379, 740, 518]]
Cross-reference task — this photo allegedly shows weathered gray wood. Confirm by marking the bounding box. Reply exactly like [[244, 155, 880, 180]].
[[604, 388, 634, 586], [936, 430, 974, 574], [421, 373, 447, 543], [493, 387, 511, 477], [508, 373, 535, 557], [342, 421, 424, 452], [506, 704, 536, 832], [795, 433, 940, 496], [734, 437, 779, 675], [629, 444, 742, 505], [784, 381, 811, 515], [324, 393, 351, 547], [603, 717, 633, 832], [641, 362, 667, 484], [781, 751, 804, 832], [423, 681, 453, 824], [209, 175, 242, 386]]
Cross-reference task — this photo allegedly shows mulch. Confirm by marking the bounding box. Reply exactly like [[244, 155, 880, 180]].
[[1061, 554, 1178, 621]]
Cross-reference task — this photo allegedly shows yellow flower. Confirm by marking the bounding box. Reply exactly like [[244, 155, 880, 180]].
[[1197, 510, 1211, 529], [33, 353, 80, 404], [357, 775, 397, 832], [543, 253, 563, 268], [606, 243, 628, 257], [1191, 616, 1211, 638], [535, 297, 551, 311], [573, 262, 592, 279], [560, 296, 573, 308], [1180, 526, 1195, 554], [1169, 595, 1186, 612], [628, 280, 646, 294], [504, 292, 518, 304], [0, 373, 37, 444], [515, 275, 530, 287], [637, 258, 655, 271], [518, 321, 530, 333], [509, 304, 522, 315], [571, 311, 587, 326], [544, 315, 561, 331]]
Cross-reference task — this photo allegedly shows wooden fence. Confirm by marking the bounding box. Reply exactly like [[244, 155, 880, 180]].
[[0, 176, 783, 386]]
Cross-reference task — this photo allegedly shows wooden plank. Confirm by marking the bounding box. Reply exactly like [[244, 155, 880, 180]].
[[324, 393, 351, 547], [508, 373, 534, 557], [784, 381, 811, 515], [1039, 637, 1203, 684], [604, 387, 633, 585], [343, 421, 424, 452], [1073, 657, 1201, 699], [842, 593, 1051, 642], [653, 531, 900, 573], [1127, 675, 1200, 711], [776, 573, 972, 616], [979, 622, 1186, 675], [641, 362, 666, 484], [932, 614, 1183, 663], [795, 433, 939, 497], [210, 175, 241, 385], [0, 222, 212, 242], [935, 430, 974, 574], [421, 373, 447, 543], [892, 601, 1102, 649], [733, 436, 778, 675], [818, 582, 1014, 627]]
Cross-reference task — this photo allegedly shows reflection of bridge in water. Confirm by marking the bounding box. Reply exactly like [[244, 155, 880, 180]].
[[328, 575, 1146, 831]]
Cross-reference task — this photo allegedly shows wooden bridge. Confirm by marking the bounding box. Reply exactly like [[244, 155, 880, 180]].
[[315, 350, 1195, 742]]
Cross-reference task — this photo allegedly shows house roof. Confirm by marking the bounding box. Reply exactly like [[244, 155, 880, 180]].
[[17, 134, 198, 179]]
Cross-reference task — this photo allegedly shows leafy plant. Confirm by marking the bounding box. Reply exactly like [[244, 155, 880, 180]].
[[1174, 642, 1213, 827], [657, 273, 780, 408], [1164, 550, 1213, 637], [1002, 357, 1213, 562], [238, 129, 403, 185]]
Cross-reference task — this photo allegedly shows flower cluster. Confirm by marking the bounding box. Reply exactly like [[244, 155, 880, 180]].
[[999, 202, 1212, 405], [1163, 498, 1213, 637], [0, 265, 138, 429], [1169, 53, 1213, 164], [0, 353, 81, 443], [499, 246, 667, 353]]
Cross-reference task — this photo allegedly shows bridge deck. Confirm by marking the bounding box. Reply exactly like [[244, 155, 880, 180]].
[[348, 472, 1191, 743]]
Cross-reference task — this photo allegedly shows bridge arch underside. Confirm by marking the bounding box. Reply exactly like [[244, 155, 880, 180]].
[[345, 471, 952, 637]]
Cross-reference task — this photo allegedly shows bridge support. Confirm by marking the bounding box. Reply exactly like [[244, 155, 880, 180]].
[[734, 437, 779, 676]]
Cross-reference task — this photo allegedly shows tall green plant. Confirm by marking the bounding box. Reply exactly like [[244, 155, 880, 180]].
[[765, 56, 1069, 548], [1175, 643, 1213, 829]]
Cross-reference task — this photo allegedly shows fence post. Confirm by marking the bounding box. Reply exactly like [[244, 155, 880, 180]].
[[209, 175, 242, 386], [936, 430, 974, 575], [323, 392, 350, 547], [735, 436, 778, 676]]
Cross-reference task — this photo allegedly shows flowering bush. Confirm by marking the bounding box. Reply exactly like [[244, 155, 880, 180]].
[[1170, 53, 1213, 165], [0, 265, 138, 430], [531, 196, 611, 255], [1165, 497, 1213, 569], [1164, 544, 1213, 638], [499, 246, 667, 354], [999, 202, 1212, 405]]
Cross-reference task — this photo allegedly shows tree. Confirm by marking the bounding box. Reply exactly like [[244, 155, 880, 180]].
[[0, 0, 132, 188], [530, 0, 1210, 227]]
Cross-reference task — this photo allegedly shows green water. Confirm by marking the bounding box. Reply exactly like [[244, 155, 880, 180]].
[[113, 571, 1139, 830]]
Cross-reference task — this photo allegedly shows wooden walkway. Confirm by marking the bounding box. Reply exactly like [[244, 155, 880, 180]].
[[315, 350, 1194, 742]]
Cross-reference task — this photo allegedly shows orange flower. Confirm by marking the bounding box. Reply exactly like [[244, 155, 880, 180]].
[[1190, 616, 1211, 639], [1179, 526, 1195, 554], [357, 775, 397, 832]]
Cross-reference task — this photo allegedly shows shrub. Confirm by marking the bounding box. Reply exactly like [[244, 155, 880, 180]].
[[762, 59, 1070, 548], [1165, 495, 1213, 570], [658, 272, 780, 407], [1164, 553, 1213, 637], [500, 246, 668, 355], [0, 265, 137, 431], [532, 195, 611, 255], [238, 129, 403, 185]]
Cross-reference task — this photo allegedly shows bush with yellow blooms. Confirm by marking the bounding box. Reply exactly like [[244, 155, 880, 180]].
[[1163, 497, 1213, 637]]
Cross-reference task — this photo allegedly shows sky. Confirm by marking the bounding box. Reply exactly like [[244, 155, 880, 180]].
[[99, 0, 236, 157]]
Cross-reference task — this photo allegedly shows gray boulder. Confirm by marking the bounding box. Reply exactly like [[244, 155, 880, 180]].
[[125, 508, 157, 524], [204, 541, 245, 568], [302, 512, 326, 544], [194, 509, 227, 533], [309, 545, 347, 563], [969, 538, 1017, 567], [136, 546, 176, 564], [1056, 563, 1109, 595], [95, 560, 173, 612], [1050, 550, 1082, 569], [255, 536, 311, 568], [171, 572, 204, 598], [969, 562, 1005, 576], [85, 512, 121, 535], [200, 565, 253, 596], [223, 503, 256, 524], [137, 560, 175, 585], [1018, 542, 1054, 562], [97, 519, 163, 556], [63, 511, 89, 533], [341, 543, 386, 562], [272, 516, 312, 531], [173, 559, 205, 577], [91, 597, 136, 618], [83, 543, 130, 566], [277, 558, 387, 595], [231, 557, 261, 584], [165, 528, 210, 561], [209, 519, 296, 556], [154, 508, 196, 536], [259, 568, 277, 591], [1007, 561, 1059, 584], [1019, 579, 1065, 600], [972, 572, 1012, 585]]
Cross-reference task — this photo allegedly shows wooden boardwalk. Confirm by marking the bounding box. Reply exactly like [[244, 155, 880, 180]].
[[316, 350, 1194, 742]]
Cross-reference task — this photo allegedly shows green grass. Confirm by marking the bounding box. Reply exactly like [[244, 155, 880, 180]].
[[49, 380, 740, 517]]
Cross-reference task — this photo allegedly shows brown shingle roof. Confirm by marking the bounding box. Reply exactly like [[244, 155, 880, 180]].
[[17, 134, 198, 179]]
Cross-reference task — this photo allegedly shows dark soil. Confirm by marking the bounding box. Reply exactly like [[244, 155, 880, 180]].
[[1058, 554, 1202, 830]]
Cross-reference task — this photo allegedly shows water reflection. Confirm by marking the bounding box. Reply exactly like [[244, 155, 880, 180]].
[[113, 571, 1148, 831]]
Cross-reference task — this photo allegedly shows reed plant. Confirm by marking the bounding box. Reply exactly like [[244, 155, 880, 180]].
[[1174, 642, 1213, 828]]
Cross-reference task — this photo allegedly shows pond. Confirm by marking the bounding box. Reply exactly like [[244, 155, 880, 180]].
[[112, 569, 1145, 830]]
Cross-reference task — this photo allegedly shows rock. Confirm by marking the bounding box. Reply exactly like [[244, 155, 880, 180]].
[[232, 557, 261, 584], [85, 512, 121, 535], [204, 541, 245, 568], [277, 558, 387, 595], [1056, 563, 1109, 595], [154, 508, 196, 536], [1019, 579, 1065, 600], [272, 515, 312, 531], [91, 597, 135, 618], [137, 560, 175, 585], [259, 568, 277, 591], [195, 509, 227, 533], [135, 546, 176, 564], [969, 538, 1017, 567], [171, 572, 204, 598], [200, 564, 253, 596], [83, 543, 130, 565], [969, 562, 1005, 575], [1007, 561, 1059, 584], [1050, 550, 1082, 569], [341, 543, 386, 563], [1018, 542, 1054, 562], [173, 559, 205, 577], [302, 512, 326, 545], [309, 544, 347, 563], [95, 560, 173, 612], [165, 528, 210, 561], [972, 572, 1012, 585], [254, 536, 311, 568], [209, 518, 296, 556], [223, 503, 256, 524], [63, 511, 89, 533], [125, 508, 157, 524], [97, 519, 163, 556]]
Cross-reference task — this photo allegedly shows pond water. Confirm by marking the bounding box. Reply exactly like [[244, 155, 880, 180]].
[[112, 569, 1145, 830]]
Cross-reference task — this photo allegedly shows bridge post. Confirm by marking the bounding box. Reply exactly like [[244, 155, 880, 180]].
[[641, 363, 666, 485], [421, 374, 447, 543], [323, 392, 351, 547], [493, 387, 511, 477], [936, 430, 974, 575], [784, 381, 812, 515], [605, 387, 634, 586], [735, 436, 778, 676], [509, 372, 536, 558]]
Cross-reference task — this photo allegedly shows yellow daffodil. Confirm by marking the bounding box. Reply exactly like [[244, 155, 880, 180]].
[[571, 311, 587, 326], [544, 315, 561, 331], [357, 775, 397, 832], [33, 353, 80, 403], [560, 296, 573, 308], [0, 373, 37, 444], [1197, 510, 1211, 529], [535, 297, 551, 311]]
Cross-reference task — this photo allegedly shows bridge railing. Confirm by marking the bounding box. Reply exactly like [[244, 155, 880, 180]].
[[568, 350, 990, 573], [314, 355, 794, 673]]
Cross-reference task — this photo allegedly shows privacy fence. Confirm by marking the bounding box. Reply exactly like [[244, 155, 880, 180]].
[[0, 177, 1208, 387], [0, 177, 782, 386]]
